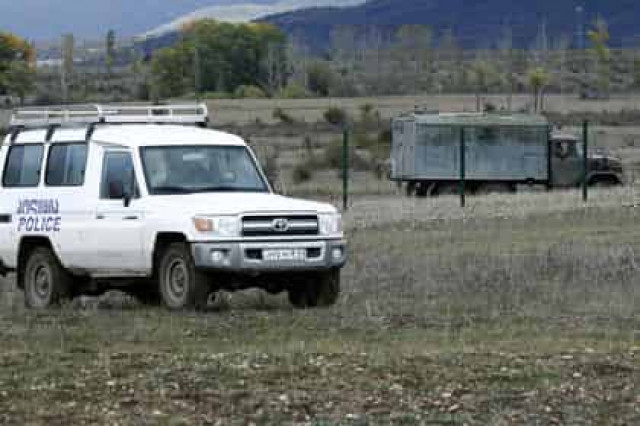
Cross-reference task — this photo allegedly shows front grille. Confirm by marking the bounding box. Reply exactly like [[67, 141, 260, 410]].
[[242, 215, 319, 237]]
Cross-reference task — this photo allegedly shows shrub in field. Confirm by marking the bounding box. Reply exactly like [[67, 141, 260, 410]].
[[201, 91, 233, 100], [323, 107, 348, 126], [234, 85, 268, 99], [306, 62, 335, 96], [272, 107, 295, 124], [292, 164, 313, 183], [278, 83, 311, 99], [322, 139, 372, 172], [359, 103, 378, 125]]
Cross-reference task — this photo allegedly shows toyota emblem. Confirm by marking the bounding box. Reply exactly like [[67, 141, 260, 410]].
[[272, 218, 290, 232]]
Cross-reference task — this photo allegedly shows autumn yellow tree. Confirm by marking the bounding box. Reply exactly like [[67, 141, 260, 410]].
[[0, 31, 35, 102], [528, 67, 550, 113], [588, 17, 611, 97]]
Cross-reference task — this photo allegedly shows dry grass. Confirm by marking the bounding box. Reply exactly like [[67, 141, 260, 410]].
[[3, 186, 640, 423], [4, 95, 640, 423]]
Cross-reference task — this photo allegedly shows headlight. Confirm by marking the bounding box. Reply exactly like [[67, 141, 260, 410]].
[[318, 213, 343, 236], [193, 216, 240, 237]]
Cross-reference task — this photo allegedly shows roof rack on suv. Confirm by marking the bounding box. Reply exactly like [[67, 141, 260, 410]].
[[10, 104, 209, 129]]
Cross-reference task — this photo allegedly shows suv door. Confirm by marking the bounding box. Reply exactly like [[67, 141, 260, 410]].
[[88, 149, 146, 275]]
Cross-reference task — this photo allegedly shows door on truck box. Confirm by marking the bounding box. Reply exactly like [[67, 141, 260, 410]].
[[550, 138, 582, 187]]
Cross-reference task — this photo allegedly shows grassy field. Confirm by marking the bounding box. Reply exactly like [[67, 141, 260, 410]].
[[3, 95, 640, 423], [4, 93, 640, 128], [3, 188, 640, 424]]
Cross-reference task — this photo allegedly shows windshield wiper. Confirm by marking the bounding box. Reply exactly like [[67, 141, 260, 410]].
[[150, 186, 195, 194], [189, 186, 267, 193]]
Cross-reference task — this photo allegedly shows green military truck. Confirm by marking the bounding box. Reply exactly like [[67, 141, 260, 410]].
[[390, 112, 624, 196]]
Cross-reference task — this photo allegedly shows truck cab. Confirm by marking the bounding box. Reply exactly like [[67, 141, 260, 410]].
[[0, 104, 347, 310], [550, 132, 623, 188]]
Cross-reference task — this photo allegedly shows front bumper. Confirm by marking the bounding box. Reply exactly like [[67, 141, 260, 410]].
[[191, 239, 347, 272]]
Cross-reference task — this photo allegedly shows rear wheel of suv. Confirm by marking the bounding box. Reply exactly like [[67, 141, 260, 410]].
[[288, 270, 341, 309], [158, 243, 210, 310], [23, 247, 72, 309]]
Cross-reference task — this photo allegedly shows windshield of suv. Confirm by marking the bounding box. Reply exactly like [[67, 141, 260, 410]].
[[140, 145, 269, 195]]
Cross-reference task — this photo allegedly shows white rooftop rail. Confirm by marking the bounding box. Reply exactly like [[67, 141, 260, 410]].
[[10, 104, 209, 128]]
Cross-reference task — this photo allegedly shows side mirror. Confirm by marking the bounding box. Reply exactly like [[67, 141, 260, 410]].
[[108, 179, 133, 207], [123, 185, 133, 208]]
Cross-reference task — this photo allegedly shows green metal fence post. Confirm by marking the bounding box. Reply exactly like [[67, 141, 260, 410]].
[[582, 120, 589, 202], [342, 127, 349, 211], [460, 127, 466, 208]]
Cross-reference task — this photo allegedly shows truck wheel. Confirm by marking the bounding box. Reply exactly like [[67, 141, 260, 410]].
[[23, 247, 72, 309], [313, 270, 341, 307], [288, 270, 340, 309], [157, 243, 210, 310], [475, 183, 515, 195]]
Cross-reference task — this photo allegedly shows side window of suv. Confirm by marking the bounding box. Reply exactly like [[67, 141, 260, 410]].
[[2, 144, 44, 187], [46, 143, 88, 186], [100, 151, 139, 199]]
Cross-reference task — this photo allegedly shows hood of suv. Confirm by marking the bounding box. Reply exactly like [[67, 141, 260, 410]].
[[143, 192, 337, 216]]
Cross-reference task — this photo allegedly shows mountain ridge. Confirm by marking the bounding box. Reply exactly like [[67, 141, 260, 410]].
[[261, 0, 640, 49]]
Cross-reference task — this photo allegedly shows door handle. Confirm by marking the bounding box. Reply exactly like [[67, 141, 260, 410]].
[[123, 216, 139, 221], [96, 214, 105, 220]]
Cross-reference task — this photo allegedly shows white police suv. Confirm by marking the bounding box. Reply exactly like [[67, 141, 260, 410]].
[[0, 104, 346, 310]]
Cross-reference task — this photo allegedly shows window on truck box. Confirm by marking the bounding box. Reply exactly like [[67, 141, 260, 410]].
[[2, 144, 44, 187], [45, 143, 88, 186]]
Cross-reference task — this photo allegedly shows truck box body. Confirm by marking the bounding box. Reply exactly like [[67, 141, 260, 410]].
[[391, 113, 551, 183]]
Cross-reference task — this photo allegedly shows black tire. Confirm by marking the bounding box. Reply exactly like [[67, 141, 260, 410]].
[[314, 269, 341, 307], [23, 247, 72, 309], [126, 281, 161, 306], [288, 283, 314, 309], [157, 243, 210, 310], [288, 270, 341, 309]]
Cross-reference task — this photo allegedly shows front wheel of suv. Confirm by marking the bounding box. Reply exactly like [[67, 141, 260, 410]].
[[157, 243, 210, 310], [288, 270, 341, 309]]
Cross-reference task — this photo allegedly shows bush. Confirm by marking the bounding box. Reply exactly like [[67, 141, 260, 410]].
[[292, 165, 313, 183], [323, 107, 348, 126], [273, 107, 295, 124], [234, 85, 268, 99], [201, 91, 233, 100], [306, 62, 335, 96], [278, 83, 310, 99]]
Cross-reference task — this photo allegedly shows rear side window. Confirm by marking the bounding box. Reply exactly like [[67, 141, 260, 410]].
[[2, 144, 44, 187], [46, 143, 88, 186]]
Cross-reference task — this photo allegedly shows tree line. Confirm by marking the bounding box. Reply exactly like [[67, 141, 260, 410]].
[[1, 17, 638, 110]]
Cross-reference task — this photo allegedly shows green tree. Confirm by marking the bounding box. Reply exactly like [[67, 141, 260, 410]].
[[528, 67, 550, 112], [633, 57, 640, 89], [469, 59, 500, 112], [150, 47, 190, 99], [5, 60, 34, 104], [61, 33, 75, 103], [306, 62, 335, 96], [106, 29, 116, 75], [587, 17, 611, 97], [150, 20, 287, 98], [0, 31, 35, 97]]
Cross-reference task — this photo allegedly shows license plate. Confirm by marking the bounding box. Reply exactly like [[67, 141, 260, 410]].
[[263, 249, 306, 262]]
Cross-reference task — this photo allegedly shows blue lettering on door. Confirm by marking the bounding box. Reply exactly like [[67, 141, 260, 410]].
[[16, 199, 62, 233]]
